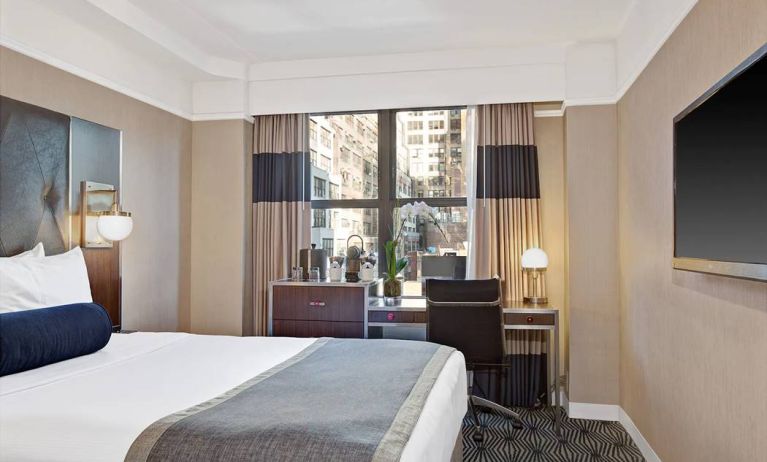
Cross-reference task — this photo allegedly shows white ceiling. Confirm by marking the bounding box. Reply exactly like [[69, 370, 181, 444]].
[[1, 0, 700, 119], [127, 0, 634, 62]]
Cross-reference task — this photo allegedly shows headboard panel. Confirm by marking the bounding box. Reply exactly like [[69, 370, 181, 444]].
[[0, 96, 122, 329], [0, 96, 70, 256]]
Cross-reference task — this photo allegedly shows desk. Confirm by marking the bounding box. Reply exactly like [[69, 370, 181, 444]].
[[368, 297, 561, 434]]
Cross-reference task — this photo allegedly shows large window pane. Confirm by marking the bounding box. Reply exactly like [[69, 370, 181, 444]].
[[309, 114, 378, 200], [396, 109, 467, 199], [310, 208, 379, 260], [394, 205, 468, 295]]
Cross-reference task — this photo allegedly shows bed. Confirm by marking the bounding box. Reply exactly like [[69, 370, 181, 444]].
[[0, 97, 467, 462], [0, 331, 467, 462]]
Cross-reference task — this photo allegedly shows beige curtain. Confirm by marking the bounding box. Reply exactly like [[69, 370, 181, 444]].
[[470, 103, 545, 302], [469, 103, 548, 406], [251, 114, 310, 336]]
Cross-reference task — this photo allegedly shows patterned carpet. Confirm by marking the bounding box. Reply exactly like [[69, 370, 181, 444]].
[[462, 407, 645, 462]]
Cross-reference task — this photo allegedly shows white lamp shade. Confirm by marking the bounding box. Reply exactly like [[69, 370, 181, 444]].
[[97, 215, 133, 241], [521, 248, 548, 269]]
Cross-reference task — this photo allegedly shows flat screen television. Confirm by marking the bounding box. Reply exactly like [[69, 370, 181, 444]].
[[673, 43, 767, 281]]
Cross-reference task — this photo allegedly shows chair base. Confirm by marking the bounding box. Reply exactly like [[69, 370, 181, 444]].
[[468, 394, 524, 442]]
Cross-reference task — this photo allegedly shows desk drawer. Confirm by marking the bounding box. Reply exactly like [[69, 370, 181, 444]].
[[504, 312, 555, 326], [368, 310, 427, 324], [272, 286, 364, 322]]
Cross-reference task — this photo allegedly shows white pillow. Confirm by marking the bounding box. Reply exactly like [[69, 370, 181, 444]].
[[0, 247, 92, 313], [2, 242, 45, 259]]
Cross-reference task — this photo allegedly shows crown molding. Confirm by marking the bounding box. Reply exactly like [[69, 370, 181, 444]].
[[0, 36, 193, 121], [191, 112, 254, 123], [533, 108, 565, 118], [562, 96, 618, 109], [615, 0, 699, 101]]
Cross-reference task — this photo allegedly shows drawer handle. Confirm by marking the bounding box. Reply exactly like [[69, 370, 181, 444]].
[[309, 300, 326, 307], [526, 316, 534, 324], [386, 312, 395, 321]]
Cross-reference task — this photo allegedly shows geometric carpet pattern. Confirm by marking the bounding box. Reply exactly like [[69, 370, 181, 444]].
[[463, 407, 645, 462]]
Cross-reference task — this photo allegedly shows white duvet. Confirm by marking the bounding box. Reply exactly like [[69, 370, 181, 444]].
[[0, 333, 467, 462]]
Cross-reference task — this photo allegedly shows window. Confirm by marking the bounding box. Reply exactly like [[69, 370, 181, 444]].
[[313, 209, 326, 228], [407, 134, 423, 145], [320, 128, 331, 148], [321, 238, 334, 255], [407, 120, 423, 130], [310, 108, 467, 271], [428, 133, 446, 144], [313, 177, 326, 198], [310, 113, 378, 200], [428, 120, 445, 130]]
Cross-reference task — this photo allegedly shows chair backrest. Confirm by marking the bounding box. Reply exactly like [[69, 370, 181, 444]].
[[425, 278, 505, 366]]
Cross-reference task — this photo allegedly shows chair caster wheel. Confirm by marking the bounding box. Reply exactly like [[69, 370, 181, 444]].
[[511, 421, 524, 430], [472, 432, 484, 443]]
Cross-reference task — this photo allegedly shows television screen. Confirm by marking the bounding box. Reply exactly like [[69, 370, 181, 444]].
[[674, 47, 767, 272]]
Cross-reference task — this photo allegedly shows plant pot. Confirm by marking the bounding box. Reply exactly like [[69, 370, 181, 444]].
[[383, 278, 402, 300]]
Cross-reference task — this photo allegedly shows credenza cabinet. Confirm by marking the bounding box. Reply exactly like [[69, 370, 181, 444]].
[[268, 279, 380, 338]]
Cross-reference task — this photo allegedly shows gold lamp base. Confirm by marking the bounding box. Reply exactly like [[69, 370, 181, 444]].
[[523, 296, 548, 305]]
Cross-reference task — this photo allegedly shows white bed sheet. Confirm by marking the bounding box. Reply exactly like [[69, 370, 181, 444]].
[[0, 333, 467, 462]]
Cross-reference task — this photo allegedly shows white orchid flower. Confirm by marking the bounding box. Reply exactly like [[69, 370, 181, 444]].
[[400, 203, 414, 219], [414, 201, 431, 217]]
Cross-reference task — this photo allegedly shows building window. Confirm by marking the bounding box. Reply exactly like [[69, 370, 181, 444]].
[[428, 120, 445, 130], [407, 120, 423, 130], [312, 209, 326, 228], [321, 238, 334, 254], [320, 128, 332, 148], [407, 134, 423, 145], [314, 177, 326, 198], [428, 133, 446, 144]]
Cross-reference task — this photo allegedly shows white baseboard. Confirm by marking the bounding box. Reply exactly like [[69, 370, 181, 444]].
[[619, 408, 662, 462], [567, 401, 620, 421]]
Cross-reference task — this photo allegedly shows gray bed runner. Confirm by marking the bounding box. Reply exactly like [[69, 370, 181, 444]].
[[125, 338, 455, 462]]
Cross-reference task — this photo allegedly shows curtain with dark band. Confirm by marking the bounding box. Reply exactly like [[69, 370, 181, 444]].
[[470, 103, 548, 407], [252, 114, 310, 336]]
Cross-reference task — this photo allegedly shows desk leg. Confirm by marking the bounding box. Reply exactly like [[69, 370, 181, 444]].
[[554, 319, 561, 436]]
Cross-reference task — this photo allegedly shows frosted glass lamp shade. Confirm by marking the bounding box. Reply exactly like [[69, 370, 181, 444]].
[[97, 213, 133, 241], [521, 248, 548, 269]]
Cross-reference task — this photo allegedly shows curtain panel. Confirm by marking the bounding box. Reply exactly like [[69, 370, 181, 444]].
[[251, 114, 311, 336], [469, 103, 548, 407]]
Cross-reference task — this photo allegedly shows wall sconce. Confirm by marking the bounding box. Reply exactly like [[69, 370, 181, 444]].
[[80, 181, 133, 247], [521, 247, 548, 304]]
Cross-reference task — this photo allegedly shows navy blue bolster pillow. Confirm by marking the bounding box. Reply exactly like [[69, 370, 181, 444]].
[[0, 303, 112, 376]]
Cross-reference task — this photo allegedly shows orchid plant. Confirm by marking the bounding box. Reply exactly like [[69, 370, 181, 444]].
[[384, 201, 448, 294]]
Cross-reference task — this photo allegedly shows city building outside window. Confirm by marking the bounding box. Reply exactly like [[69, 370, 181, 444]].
[[309, 108, 468, 289]]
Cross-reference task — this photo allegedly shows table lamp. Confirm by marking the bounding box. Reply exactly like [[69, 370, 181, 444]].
[[521, 247, 548, 304]]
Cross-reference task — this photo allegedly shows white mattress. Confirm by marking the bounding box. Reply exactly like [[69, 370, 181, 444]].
[[0, 333, 467, 462]]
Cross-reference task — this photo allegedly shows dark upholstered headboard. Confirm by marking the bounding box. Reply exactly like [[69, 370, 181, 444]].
[[0, 96, 70, 257], [0, 96, 122, 328]]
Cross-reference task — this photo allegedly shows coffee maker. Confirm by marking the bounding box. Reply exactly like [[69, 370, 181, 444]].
[[298, 244, 328, 280], [345, 234, 364, 282]]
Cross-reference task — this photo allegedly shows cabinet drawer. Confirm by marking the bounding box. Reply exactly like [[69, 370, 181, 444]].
[[272, 286, 364, 322], [272, 320, 363, 338], [504, 312, 555, 326], [368, 310, 427, 324]]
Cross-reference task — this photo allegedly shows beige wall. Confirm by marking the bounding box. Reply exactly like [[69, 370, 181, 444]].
[[190, 120, 253, 336], [565, 104, 620, 404], [0, 46, 192, 332], [534, 115, 567, 375], [618, 1, 767, 460]]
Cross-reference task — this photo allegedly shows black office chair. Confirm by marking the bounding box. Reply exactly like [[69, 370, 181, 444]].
[[426, 278, 524, 442]]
